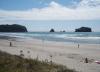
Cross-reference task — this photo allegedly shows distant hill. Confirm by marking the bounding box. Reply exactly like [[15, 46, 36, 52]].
[[75, 27, 92, 32], [0, 24, 27, 32]]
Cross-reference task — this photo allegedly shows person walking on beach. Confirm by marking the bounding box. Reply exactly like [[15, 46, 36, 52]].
[[78, 44, 80, 48], [10, 42, 12, 47], [85, 58, 88, 63]]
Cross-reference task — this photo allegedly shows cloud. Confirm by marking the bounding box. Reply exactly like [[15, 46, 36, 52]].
[[78, 0, 100, 8], [0, 0, 100, 21]]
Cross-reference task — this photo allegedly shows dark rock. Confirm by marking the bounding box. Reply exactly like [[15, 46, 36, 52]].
[[62, 30, 66, 32], [60, 30, 66, 32], [75, 27, 92, 32], [50, 28, 55, 32], [0, 24, 27, 32]]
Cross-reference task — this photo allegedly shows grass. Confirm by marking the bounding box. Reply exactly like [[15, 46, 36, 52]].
[[0, 51, 77, 72]]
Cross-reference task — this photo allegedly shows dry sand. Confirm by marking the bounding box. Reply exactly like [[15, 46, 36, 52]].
[[0, 38, 100, 72]]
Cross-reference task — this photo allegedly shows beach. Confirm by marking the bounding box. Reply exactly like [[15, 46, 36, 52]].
[[0, 0, 100, 71], [0, 37, 100, 72]]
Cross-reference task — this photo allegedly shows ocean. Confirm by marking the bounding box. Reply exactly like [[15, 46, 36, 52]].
[[0, 32, 100, 44]]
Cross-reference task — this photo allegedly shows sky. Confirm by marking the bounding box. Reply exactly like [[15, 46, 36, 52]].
[[0, 0, 100, 32]]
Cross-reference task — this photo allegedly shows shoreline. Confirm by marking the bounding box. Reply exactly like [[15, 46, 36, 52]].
[[0, 32, 100, 44], [0, 37, 100, 72]]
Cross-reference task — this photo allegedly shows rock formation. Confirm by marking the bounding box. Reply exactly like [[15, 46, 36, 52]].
[[50, 28, 55, 32], [75, 27, 92, 32], [0, 24, 27, 32]]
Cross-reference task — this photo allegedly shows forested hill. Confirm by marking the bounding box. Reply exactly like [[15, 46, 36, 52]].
[[0, 24, 27, 32]]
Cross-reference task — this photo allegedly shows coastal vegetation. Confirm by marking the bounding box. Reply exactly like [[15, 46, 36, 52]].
[[0, 24, 27, 32], [0, 51, 76, 72]]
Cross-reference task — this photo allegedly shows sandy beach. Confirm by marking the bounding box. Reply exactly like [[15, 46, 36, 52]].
[[0, 38, 100, 72]]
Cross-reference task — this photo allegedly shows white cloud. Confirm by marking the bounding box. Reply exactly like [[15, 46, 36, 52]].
[[78, 0, 100, 8], [0, 0, 100, 21]]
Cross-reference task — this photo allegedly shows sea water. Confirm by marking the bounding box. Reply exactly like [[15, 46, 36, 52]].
[[0, 32, 100, 44]]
